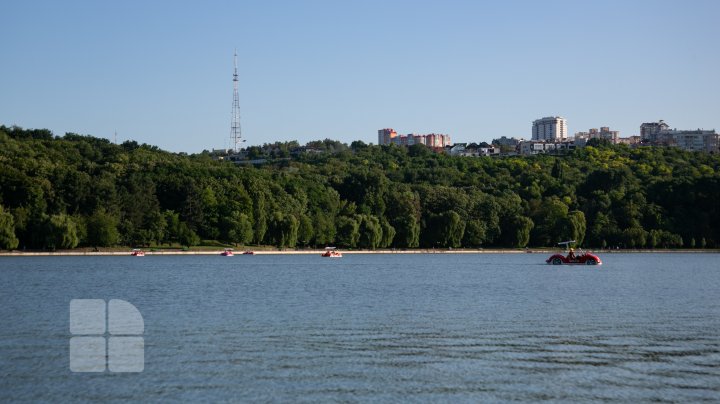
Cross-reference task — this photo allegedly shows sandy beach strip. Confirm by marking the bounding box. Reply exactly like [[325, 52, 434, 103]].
[[0, 248, 718, 257], [0, 249, 525, 256]]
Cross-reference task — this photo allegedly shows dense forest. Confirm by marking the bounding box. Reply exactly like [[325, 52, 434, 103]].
[[1, 125, 719, 251]]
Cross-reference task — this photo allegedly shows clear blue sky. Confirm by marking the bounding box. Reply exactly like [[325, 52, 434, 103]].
[[2, 0, 719, 153]]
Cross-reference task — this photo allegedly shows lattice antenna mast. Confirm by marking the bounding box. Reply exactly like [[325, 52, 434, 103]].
[[230, 51, 243, 152]]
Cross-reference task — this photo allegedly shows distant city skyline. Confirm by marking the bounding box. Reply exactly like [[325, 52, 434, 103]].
[[2, 0, 719, 153]]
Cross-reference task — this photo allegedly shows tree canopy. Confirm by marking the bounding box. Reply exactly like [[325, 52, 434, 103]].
[[1, 125, 718, 250]]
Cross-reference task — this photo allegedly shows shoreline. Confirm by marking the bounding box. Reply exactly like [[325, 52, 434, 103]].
[[1, 248, 718, 257]]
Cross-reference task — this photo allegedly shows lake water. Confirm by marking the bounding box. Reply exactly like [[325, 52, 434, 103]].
[[1, 253, 719, 402]]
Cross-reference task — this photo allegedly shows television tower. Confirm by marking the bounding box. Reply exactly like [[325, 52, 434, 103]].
[[230, 51, 244, 152]]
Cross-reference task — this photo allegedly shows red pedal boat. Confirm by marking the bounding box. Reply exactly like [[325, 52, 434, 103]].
[[321, 247, 342, 258], [546, 241, 601, 266]]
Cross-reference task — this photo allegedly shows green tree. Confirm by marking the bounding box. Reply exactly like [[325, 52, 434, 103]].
[[386, 189, 420, 248], [462, 219, 486, 247], [357, 214, 383, 249], [391, 214, 419, 248], [226, 212, 254, 246], [336, 216, 360, 247], [423, 210, 465, 248], [649, 229, 683, 248], [145, 209, 167, 245], [180, 184, 205, 236], [551, 158, 565, 180], [281, 214, 299, 248], [622, 226, 648, 248], [443, 210, 466, 248], [163, 210, 181, 245], [199, 186, 220, 239], [530, 197, 569, 246], [312, 212, 336, 246], [514, 216, 534, 248], [379, 218, 396, 248], [44, 214, 79, 250], [178, 222, 200, 247], [249, 186, 268, 244], [499, 215, 534, 248], [85, 209, 119, 247], [118, 174, 165, 245], [564, 210, 587, 245], [297, 214, 314, 247], [266, 211, 299, 248], [587, 212, 619, 248], [475, 196, 502, 244], [0, 205, 19, 250]]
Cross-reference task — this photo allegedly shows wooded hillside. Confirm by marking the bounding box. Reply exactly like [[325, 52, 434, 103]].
[[1, 125, 718, 250]]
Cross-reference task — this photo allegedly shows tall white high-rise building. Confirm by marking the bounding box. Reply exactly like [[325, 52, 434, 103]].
[[532, 116, 567, 141], [378, 128, 397, 145]]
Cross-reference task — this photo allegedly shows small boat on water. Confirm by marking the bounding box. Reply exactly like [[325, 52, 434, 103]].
[[131, 249, 145, 257], [242, 251, 254, 255], [321, 247, 342, 258], [546, 240, 601, 266], [221, 248, 234, 256]]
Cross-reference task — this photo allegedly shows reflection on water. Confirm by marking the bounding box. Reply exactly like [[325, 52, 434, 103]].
[[1, 253, 719, 401]]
